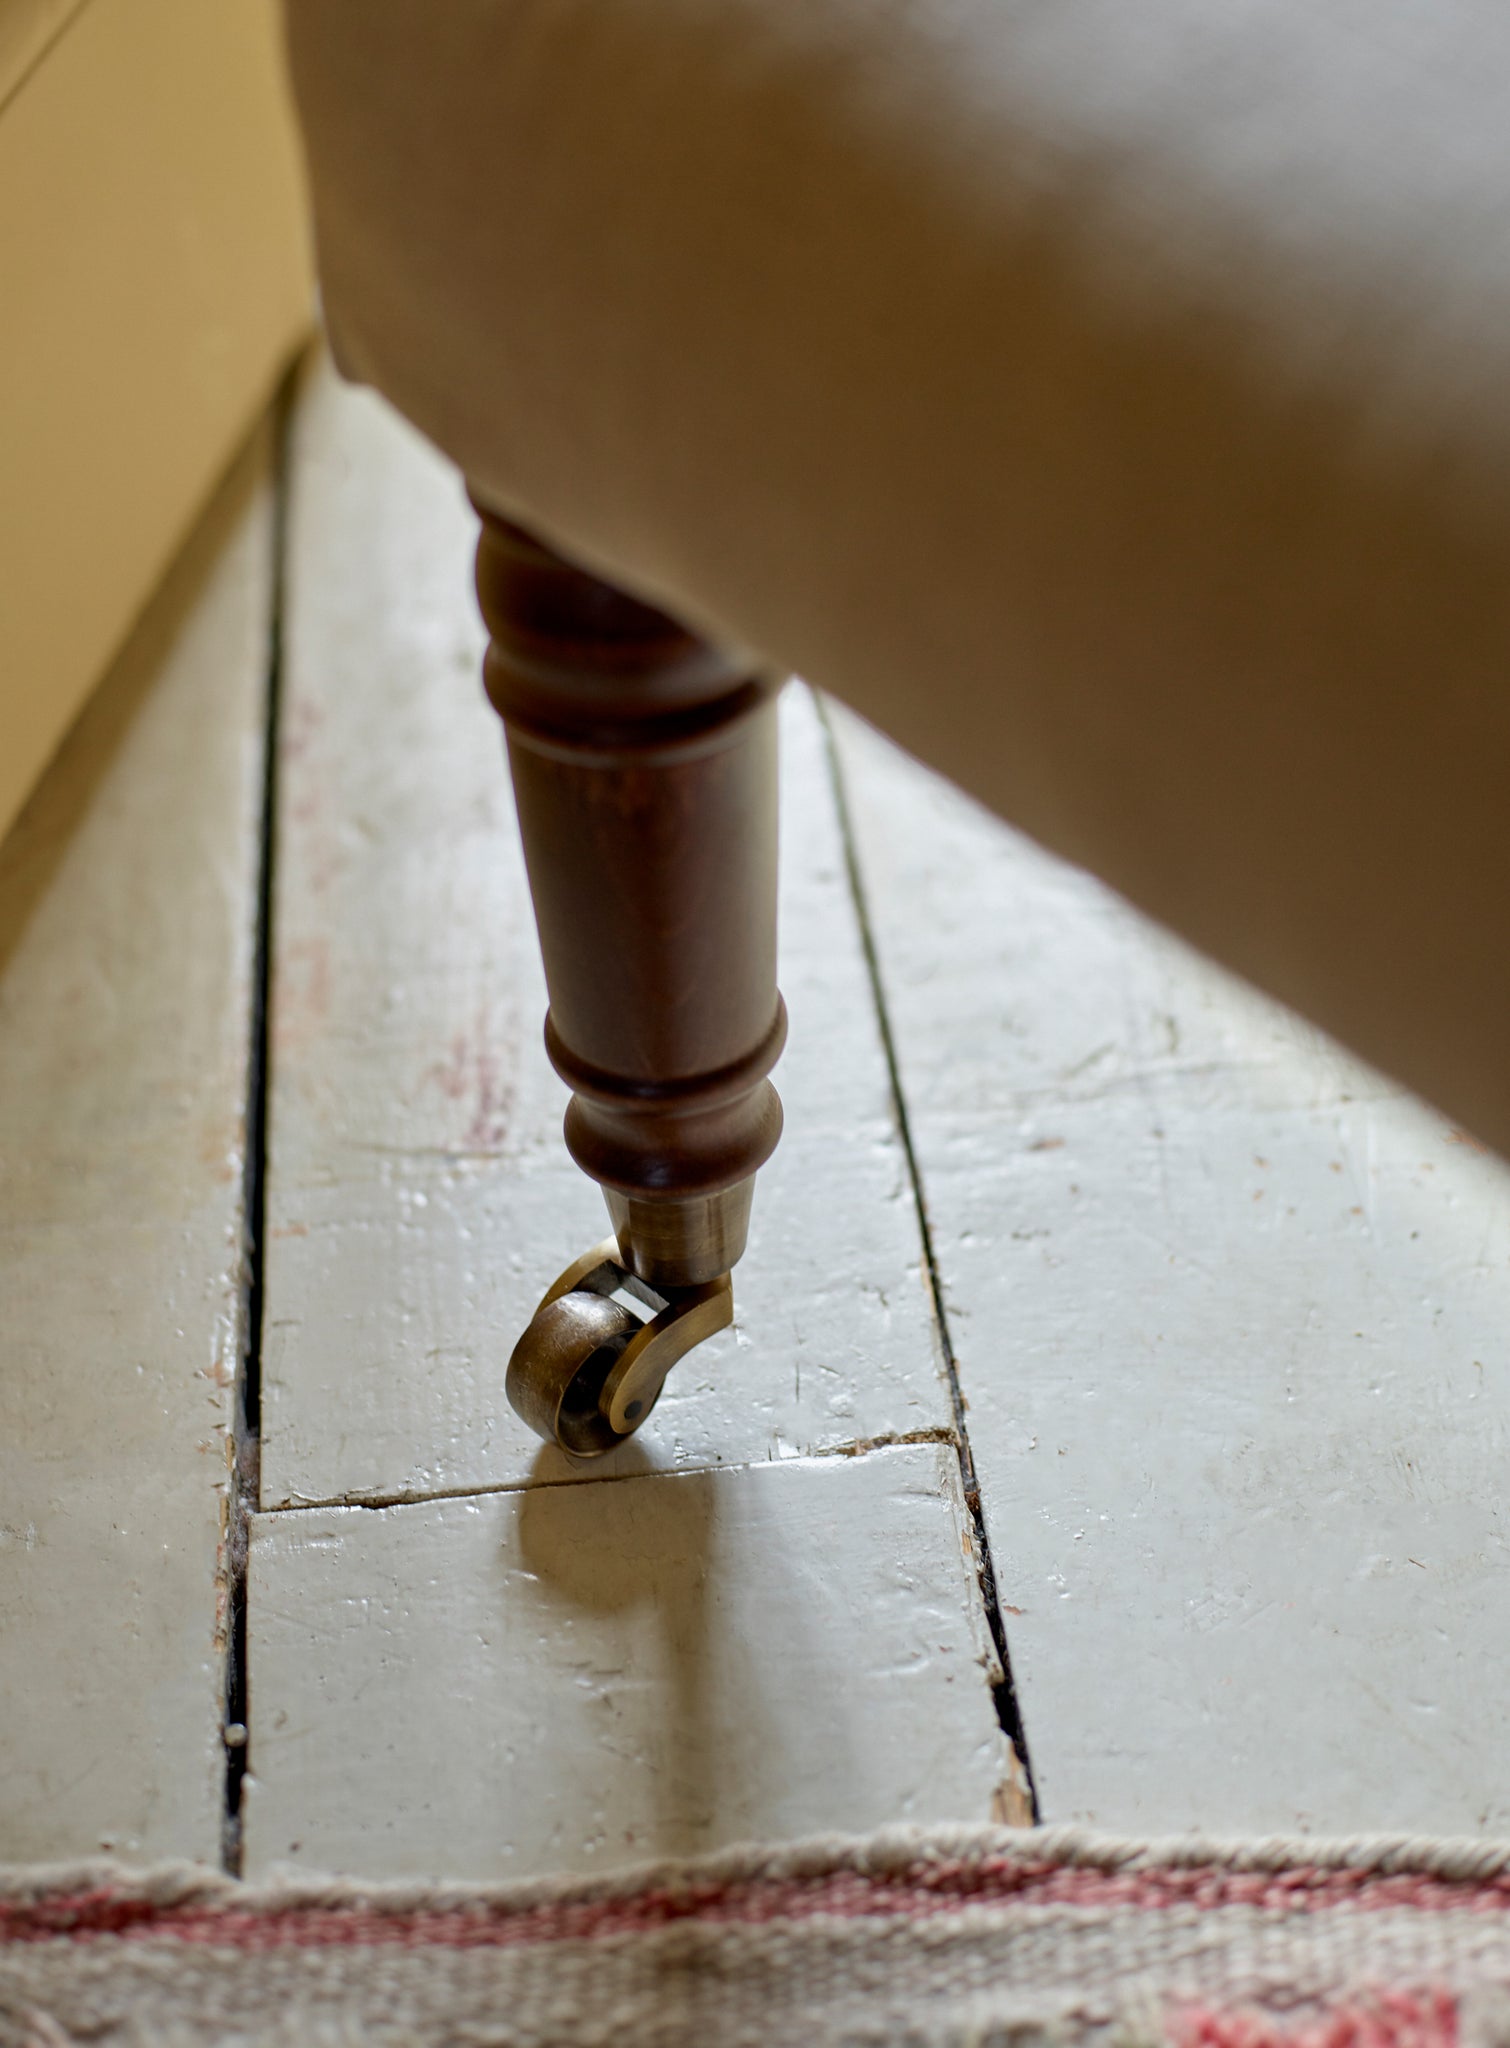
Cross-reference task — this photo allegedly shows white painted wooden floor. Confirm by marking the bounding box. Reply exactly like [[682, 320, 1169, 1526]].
[[4, 361, 1509, 1878]]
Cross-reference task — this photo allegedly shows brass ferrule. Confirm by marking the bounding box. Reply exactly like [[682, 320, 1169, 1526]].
[[603, 1179, 756, 1290]]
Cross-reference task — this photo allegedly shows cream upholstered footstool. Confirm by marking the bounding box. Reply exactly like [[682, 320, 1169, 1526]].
[[280, 0, 1510, 1448]]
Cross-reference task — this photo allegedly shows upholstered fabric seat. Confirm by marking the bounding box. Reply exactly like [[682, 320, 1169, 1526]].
[[283, 0, 1510, 1156]]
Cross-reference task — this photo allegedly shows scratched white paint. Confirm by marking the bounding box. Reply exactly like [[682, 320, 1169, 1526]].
[[0, 440, 272, 1861], [260, 363, 947, 1509], [242, 1442, 1009, 1880], [832, 705, 1510, 1835]]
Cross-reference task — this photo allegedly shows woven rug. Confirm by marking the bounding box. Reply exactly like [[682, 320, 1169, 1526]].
[[6, 1827, 1510, 2047]]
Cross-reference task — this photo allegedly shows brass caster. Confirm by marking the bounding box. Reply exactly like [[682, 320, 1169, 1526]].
[[506, 1239, 733, 1457]]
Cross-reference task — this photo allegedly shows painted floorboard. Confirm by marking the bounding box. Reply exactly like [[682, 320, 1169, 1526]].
[[831, 706, 1510, 1836], [0, 440, 272, 1862], [261, 365, 947, 1509], [242, 1442, 1010, 1881]]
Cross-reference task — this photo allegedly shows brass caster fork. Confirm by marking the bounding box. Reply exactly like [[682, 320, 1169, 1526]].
[[507, 1241, 733, 1457]]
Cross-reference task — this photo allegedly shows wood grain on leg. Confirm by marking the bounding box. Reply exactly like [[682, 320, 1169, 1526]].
[[474, 511, 785, 1450], [475, 510, 785, 1287]]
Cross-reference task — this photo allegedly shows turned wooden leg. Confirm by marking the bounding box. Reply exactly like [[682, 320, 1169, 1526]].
[[472, 502, 786, 1455]]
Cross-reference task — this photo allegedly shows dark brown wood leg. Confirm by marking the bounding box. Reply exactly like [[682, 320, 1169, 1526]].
[[472, 503, 786, 1454]]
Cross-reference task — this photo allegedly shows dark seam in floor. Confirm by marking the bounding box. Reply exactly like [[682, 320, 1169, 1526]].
[[222, 376, 297, 1875], [252, 1428, 965, 1518], [816, 692, 1041, 1822]]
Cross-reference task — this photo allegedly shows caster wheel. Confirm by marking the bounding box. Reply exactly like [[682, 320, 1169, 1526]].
[[506, 1239, 733, 1456]]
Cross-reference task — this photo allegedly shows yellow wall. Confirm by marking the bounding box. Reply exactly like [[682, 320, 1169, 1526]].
[[0, 0, 313, 841], [0, 1, 89, 109]]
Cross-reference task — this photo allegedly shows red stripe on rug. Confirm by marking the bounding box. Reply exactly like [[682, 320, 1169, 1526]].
[[1172, 1987, 1458, 2048], [5, 1864, 1510, 1951]]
